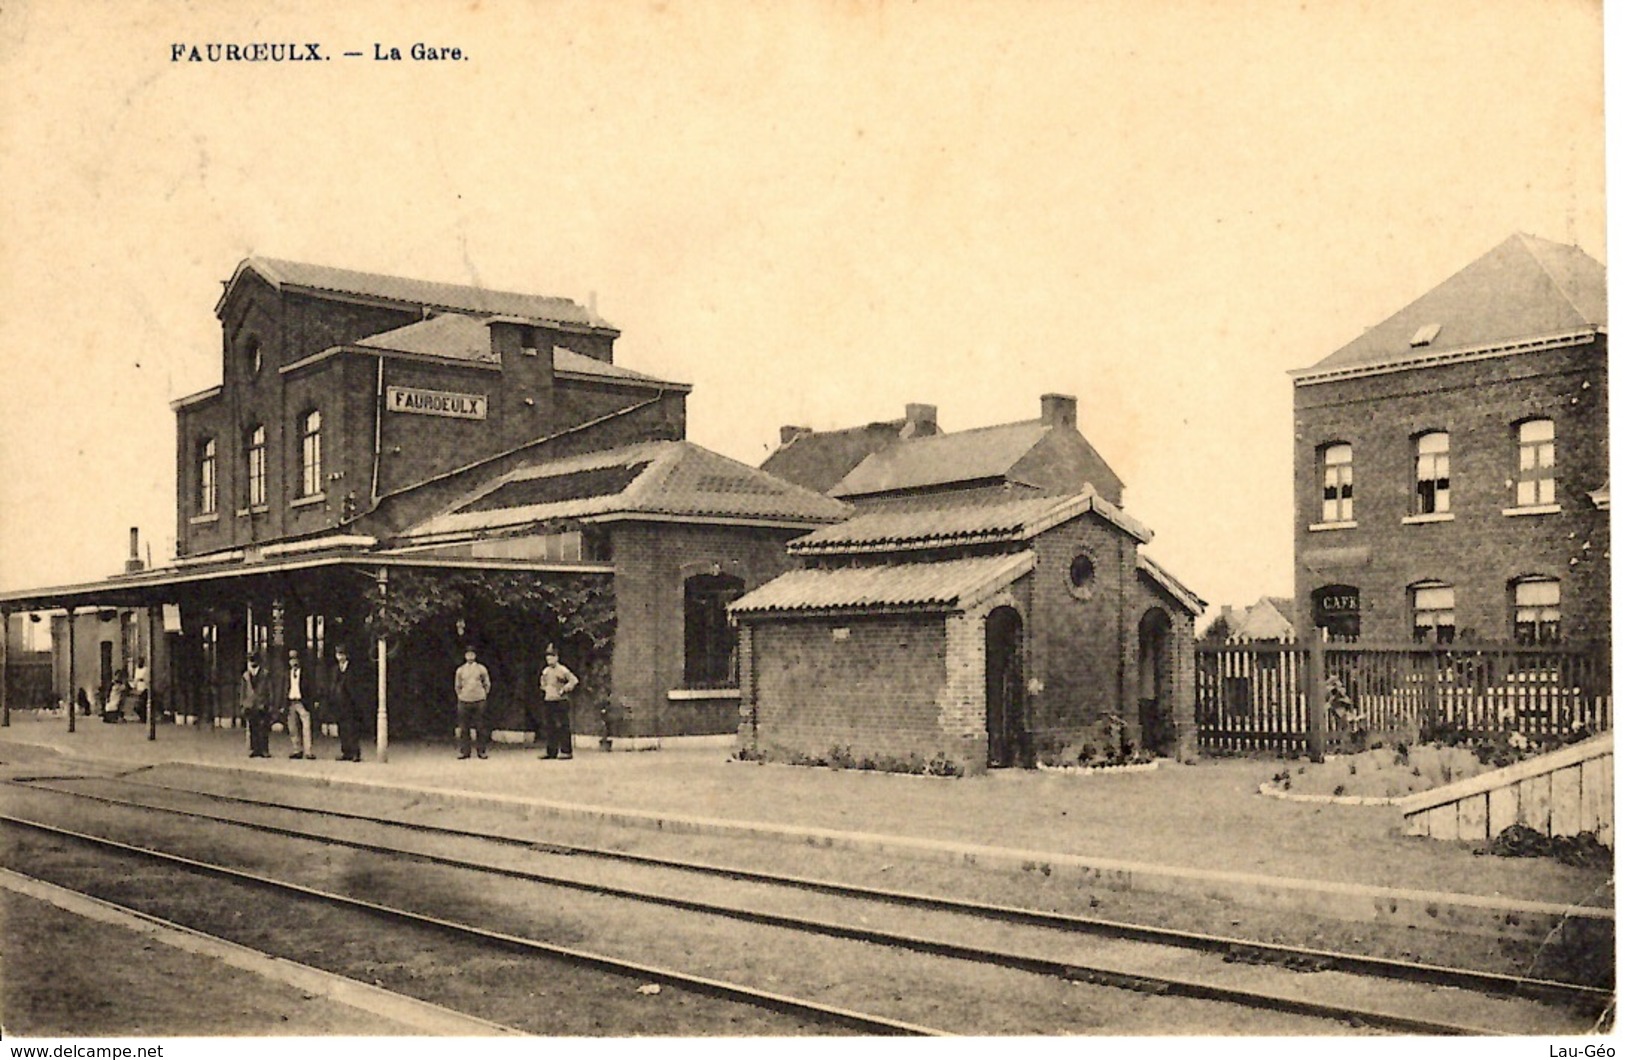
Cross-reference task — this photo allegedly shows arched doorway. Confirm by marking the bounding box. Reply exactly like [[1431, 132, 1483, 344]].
[[985, 606, 1026, 768], [1138, 608, 1174, 756]]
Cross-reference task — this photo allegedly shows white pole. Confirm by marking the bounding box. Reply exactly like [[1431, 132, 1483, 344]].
[[376, 635, 389, 763]]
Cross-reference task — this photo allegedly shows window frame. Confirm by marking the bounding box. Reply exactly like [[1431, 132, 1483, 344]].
[[1514, 418, 1556, 508], [298, 409, 323, 499], [682, 572, 745, 690], [1510, 577, 1561, 645], [1318, 442, 1354, 524], [1412, 430, 1450, 515], [1410, 581, 1456, 644], [245, 424, 267, 509], [197, 437, 217, 515]]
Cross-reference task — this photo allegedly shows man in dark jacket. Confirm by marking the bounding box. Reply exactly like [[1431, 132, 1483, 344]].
[[326, 645, 364, 762], [240, 654, 271, 758]]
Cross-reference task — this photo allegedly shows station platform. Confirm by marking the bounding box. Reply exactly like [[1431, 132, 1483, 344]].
[[0, 711, 1610, 941]]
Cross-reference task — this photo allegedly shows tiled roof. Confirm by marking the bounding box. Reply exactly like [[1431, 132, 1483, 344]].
[[1298, 234, 1606, 379], [400, 441, 851, 539], [761, 420, 909, 494], [226, 256, 615, 331], [353, 313, 685, 386], [831, 421, 1051, 497], [1137, 554, 1205, 615], [790, 488, 1149, 556], [730, 552, 1035, 616]]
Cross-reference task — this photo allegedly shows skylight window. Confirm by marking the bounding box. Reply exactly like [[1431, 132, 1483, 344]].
[[1409, 323, 1441, 348]]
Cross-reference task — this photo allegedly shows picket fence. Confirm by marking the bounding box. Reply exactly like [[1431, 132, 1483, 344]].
[[1196, 641, 1611, 755]]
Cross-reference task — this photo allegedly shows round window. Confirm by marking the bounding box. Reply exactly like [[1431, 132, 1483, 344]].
[[1068, 554, 1096, 599]]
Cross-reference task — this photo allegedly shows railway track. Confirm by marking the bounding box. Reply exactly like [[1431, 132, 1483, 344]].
[[3, 773, 1609, 1036], [0, 812, 941, 1036], [32, 770, 1613, 1007]]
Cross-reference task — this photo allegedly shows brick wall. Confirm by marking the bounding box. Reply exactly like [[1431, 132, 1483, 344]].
[[1026, 513, 1139, 743], [1293, 340, 1610, 648], [608, 521, 809, 736], [743, 614, 954, 763], [736, 510, 1190, 773], [178, 276, 685, 555]]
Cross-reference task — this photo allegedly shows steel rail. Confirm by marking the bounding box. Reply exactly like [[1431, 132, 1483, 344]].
[[3, 783, 1563, 1035], [0, 813, 945, 1037], [20, 772, 1612, 1012]]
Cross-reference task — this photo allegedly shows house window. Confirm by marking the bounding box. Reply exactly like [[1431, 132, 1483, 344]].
[[197, 438, 217, 515], [1319, 443, 1353, 522], [1511, 578, 1560, 645], [246, 337, 262, 377], [1413, 431, 1450, 514], [305, 614, 326, 660], [1410, 583, 1456, 644], [1515, 419, 1556, 507], [245, 425, 267, 508], [683, 573, 744, 689], [298, 410, 323, 498]]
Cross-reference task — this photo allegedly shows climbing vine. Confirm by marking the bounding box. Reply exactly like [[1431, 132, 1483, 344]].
[[362, 568, 615, 652]]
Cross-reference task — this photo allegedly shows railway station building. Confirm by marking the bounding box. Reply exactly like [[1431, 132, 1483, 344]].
[[0, 258, 846, 751]]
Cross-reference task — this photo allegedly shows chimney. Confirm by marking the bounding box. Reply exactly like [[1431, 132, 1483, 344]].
[[779, 425, 813, 446], [486, 317, 528, 361], [487, 317, 552, 392], [125, 527, 144, 574], [1040, 393, 1077, 429], [901, 403, 938, 438]]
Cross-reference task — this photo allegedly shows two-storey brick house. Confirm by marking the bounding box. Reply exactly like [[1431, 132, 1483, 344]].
[[1291, 234, 1608, 650]]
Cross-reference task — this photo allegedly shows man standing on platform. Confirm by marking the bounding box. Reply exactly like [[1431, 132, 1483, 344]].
[[538, 645, 579, 760], [327, 645, 363, 762], [285, 649, 314, 759], [453, 646, 491, 760], [241, 654, 271, 758]]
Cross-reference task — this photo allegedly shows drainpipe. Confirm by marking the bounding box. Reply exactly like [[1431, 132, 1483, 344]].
[[370, 355, 384, 504]]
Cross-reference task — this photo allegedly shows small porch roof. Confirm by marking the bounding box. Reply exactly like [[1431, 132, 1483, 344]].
[[730, 552, 1035, 618]]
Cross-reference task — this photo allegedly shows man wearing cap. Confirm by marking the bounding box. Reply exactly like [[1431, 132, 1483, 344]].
[[537, 645, 579, 760], [453, 646, 492, 760]]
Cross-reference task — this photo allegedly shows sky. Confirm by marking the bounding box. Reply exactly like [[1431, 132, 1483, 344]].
[[0, 0, 1607, 617]]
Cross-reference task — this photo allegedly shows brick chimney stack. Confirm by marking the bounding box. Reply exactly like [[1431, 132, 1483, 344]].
[[1040, 393, 1077, 430], [779, 425, 813, 446], [488, 316, 553, 392], [124, 527, 144, 574], [901, 403, 939, 438]]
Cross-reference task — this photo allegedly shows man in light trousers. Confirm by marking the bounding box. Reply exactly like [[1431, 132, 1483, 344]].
[[285, 649, 314, 760]]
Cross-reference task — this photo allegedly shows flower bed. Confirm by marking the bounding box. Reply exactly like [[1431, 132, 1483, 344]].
[[1265, 744, 1496, 801]]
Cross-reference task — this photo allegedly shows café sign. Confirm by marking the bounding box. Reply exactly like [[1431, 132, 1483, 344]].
[[387, 386, 488, 420]]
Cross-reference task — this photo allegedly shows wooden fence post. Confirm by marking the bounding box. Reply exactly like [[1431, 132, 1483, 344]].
[[1307, 629, 1326, 763]]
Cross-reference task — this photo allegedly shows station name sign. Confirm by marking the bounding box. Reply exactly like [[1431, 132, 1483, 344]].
[[387, 386, 488, 420]]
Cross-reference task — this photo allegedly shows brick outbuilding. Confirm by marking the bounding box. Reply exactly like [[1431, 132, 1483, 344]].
[[731, 490, 1203, 775]]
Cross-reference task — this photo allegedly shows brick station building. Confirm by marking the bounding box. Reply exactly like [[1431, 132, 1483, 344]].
[[0, 258, 845, 749], [734, 396, 1203, 774], [1291, 234, 1609, 649]]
